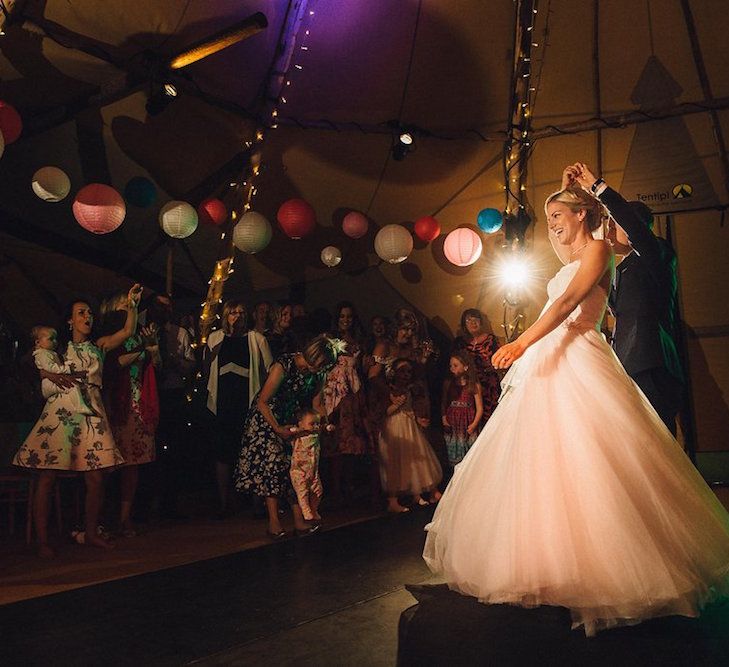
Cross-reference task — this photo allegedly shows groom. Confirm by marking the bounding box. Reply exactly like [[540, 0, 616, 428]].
[[563, 164, 684, 435]]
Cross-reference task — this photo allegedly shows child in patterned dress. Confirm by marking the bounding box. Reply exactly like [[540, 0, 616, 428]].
[[289, 408, 329, 521], [441, 351, 483, 467]]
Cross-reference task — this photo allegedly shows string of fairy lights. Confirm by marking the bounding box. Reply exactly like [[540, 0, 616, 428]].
[[198, 1, 315, 345], [501, 0, 541, 342]]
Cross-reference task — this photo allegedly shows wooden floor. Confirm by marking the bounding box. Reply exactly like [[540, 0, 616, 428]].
[[0, 502, 383, 606]]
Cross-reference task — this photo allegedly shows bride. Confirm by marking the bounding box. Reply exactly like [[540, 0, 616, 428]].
[[423, 170, 729, 636]]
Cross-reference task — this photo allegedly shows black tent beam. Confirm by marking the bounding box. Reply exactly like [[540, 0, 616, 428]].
[[680, 0, 729, 200]]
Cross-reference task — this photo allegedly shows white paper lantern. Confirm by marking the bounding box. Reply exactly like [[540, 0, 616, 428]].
[[321, 246, 342, 267], [159, 200, 198, 239], [233, 211, 272, 254], [374, 224, 413, 264], [32, 166, 71, 202], [0, 129, 4, 160], [443, 227, 482, 266]]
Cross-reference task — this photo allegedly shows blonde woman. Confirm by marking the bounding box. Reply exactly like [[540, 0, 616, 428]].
[[425, 184, 729, 636], [204, 300, 272, 517]]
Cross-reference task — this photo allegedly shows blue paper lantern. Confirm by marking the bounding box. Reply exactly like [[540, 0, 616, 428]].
[[477, 207, 503, 233], [124, 176, 157, 208]]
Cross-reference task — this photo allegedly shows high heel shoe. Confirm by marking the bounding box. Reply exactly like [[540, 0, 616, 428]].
[[294, 524, 321, 538], [266, 529, 287, 540]]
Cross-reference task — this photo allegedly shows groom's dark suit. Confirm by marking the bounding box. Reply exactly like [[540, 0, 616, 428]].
[[597, 186, 684, 434]]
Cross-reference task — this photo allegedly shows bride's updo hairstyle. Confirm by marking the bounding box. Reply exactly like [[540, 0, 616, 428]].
[[544, 186, 604, 233]]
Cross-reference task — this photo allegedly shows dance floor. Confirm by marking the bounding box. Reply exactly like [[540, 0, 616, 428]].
[[2, 508, 728, 666]]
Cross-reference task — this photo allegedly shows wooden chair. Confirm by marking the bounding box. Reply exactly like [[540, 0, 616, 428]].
[[0, 467, 32, 542]]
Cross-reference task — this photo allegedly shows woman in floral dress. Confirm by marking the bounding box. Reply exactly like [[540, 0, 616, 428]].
[[101, 293, 161, 536], [235, 334, 338, 538], [322, 302, 374, 504], [14, 284, 142, 557], [452, 309, 501, 424]]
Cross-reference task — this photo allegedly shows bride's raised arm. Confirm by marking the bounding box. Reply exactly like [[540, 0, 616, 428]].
[[492, 241, 611, 369]]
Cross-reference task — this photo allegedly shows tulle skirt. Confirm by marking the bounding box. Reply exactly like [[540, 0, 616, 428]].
[[379, 411, 442, 497], [423, 326, 729, 636]]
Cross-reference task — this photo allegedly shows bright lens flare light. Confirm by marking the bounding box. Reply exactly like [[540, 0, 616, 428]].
[[498, 257, 531, 289]]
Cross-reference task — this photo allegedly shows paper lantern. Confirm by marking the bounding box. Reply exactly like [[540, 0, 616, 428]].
[[321, 246, 342, 267], [233, 211, 272, 253], [374, 224, 413, 264], [0, 130, 4, 160], [477, 208, 503, 233], [124, 177, 157, 207], [414, 216, 440, 242], [72, 183, 126, 234], [0, 101, 22, 144], [277, 198, 316, 239], [198, 197, 228, 226], [159, 201, 198, 239], [32, 166, 71, 202], [444, 228, 482, 267], [342, 211, 368, 239]]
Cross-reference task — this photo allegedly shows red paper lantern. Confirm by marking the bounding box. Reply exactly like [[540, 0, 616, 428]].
[[198, 197, 228, 226], [72, 183, 126, 234], [277, 198, 316, 239], [342, 211, 368, 239], [0, 101, 22, 144], [443, 228, 482, 266], [414, 216, 441, 242]]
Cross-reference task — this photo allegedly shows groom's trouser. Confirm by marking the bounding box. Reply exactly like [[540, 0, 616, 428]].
[[632, 367, 683, 437]]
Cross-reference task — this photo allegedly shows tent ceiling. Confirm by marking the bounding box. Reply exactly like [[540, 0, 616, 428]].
[[0, 0, 727, 308]]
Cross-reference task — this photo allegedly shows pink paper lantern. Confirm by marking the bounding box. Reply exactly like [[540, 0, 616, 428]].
[[443, 228, 482, 267], [198, 197, 228, 226], [73, 183, 126, 234], [414, 216, 440, 242], [0, 101, 22, 144], [342, 211, 368, 239], [277, 198, 316, 239]]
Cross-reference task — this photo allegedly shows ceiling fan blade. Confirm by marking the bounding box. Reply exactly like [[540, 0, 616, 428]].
[[168, 12, 268, 70]]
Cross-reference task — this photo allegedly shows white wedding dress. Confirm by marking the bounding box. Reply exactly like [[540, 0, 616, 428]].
[[423, 259, 729, 636]]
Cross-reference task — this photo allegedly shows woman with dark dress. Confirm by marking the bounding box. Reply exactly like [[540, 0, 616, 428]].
[[205, 301, 272, 517], [452, 309, 501, 425], [234, 334, 338, 538]]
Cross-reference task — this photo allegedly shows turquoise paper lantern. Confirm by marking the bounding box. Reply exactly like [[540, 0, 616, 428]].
[[124, 176, 157, 208], [477, 208, 503, 233]]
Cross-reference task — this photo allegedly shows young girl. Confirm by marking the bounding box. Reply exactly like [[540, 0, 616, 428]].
[[377, 358, 442, 512], [441, 351, 483, 466], [289, 408, 331, 522], [30, 325, 95, 416]]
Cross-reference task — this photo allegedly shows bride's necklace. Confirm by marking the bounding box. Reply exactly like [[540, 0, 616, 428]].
[[570, 241, 590, 258]]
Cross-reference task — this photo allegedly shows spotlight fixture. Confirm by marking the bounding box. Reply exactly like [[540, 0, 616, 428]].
[[392, 128, 416, 161], [145, 81, 177, 116]]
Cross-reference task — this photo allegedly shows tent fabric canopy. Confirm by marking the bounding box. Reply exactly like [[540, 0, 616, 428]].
[[1, 2, 728, 454]]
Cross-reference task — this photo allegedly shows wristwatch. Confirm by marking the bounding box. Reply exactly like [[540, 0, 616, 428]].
[[590, 178, 605, 193]]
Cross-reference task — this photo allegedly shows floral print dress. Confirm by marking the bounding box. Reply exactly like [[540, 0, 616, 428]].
[[14, 341, 124, 471], [104, 335, 156, 466], [453, 334, 501, 421], [322, 346, 372, 457], [235, 354, 324, 498]]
